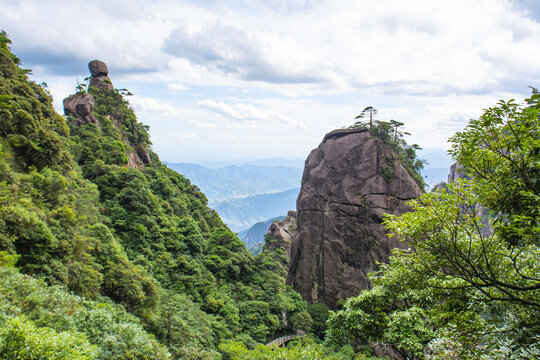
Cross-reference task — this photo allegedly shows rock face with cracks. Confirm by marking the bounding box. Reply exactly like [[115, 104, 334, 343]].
[[287, 128, 423, 309]]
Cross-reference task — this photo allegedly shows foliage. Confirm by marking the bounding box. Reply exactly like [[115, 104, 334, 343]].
[[355, 106, 378, 128], [0, 316, 98, 360], [219, 340, 325, 360], [329, 94, 540, 359], [350, 113, 425, 189], [0, 266, 170, 360], [308, 303, 330, 339], [449, 97, 539, 249], [149, 289, 221, 360]]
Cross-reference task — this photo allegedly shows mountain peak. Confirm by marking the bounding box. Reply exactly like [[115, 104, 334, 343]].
[[287, 128, 423, 308]]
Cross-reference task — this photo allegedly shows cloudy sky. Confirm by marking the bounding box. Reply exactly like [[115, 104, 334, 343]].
[[2, 0, 540, 164]]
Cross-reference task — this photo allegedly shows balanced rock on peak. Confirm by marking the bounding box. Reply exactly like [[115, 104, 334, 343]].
[[88, 60, 108, 76], [88, 60, 113, 91]]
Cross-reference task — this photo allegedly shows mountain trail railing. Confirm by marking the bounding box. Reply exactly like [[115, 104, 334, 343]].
[[265, 330, 306, 347]]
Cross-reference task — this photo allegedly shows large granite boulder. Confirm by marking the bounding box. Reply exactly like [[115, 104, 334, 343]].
[[287, 128, 423, 309], [63, 92, 97, 125], [88, 60, 114, 91], [88, 60, 108, 76]]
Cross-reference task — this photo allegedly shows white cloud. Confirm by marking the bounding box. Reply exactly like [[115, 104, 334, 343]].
[[163, 21, 327, 84], [190, 119, 217, 128], [198, 100, 305, 129], [3, 0, 540, 162], [167, 83, 190, 91], [209, 133, 239, 141], [131, 96, 178, 117], [174, 133, 199, 140]]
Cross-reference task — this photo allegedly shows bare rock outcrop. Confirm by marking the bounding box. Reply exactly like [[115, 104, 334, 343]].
[[287, 128, 423, 309], [63, 92, 97, 125], [88, 60, 114, 91], [266, 211, 297, 259]]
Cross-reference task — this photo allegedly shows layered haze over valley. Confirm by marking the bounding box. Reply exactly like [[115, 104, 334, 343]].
[[166, 161, 303, 233]]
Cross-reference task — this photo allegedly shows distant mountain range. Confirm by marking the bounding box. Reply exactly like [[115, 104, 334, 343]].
[[196, 158, 306, 169], [422, 167, 451, 189], [212, 188, 300, 232], [417, 148, 453, 189], [167, 150, 452, 237], [165, 162, 302, 233], [165, 163, 303, 202], [238, 216, 285, 250]]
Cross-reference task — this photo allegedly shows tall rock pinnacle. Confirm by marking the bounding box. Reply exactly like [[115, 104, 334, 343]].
[[287, 128, 423, 309]]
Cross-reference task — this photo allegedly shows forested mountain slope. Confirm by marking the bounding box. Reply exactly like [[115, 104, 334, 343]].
[[0, 32, 310, 359]]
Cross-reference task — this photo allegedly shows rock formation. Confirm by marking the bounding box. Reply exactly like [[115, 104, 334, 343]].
[[266, 211, 297, 259], [447, 162, 492, 235], [88, 60, 114, 91], [448, 162, 465, 182], [63, 92, 97, 125], [63, 60, 113, 125], [63, 60, 151, 168], [287, 128, 423, 309]]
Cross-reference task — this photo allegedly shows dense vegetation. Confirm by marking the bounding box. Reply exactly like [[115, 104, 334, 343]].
[[351, 108, 426, 189], [0, 32, 312, 359], [330, 96, 539, 359]]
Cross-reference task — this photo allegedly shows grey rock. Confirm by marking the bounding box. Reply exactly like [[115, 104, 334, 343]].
[[63, 92, 97, 125], [89, 76, 114, 91], [266, 213, 297, 259], [287, 128, 423, 309], [88, 60, 108, 76], [88, 60, 114, 90], [448, 162, 465, 182], [371, 342, 407, 360]]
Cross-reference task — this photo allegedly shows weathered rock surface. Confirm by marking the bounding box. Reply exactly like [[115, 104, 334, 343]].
[[88, 59, 114, 91], [447, 162, 492, 235], [63, 92, 97, 125], [287, 128, 423, 309], [88, 60, 108, 76], [266, 211, 297, 259]]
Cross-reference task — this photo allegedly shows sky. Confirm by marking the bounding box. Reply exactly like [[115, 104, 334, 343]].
[[2, 0, 540, 165]]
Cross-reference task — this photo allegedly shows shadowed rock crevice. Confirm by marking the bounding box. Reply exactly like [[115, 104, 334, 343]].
[[287, 128, 423, 309]]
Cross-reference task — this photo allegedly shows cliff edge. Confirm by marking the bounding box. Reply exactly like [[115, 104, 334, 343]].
[[287, 128, 423, 308]]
